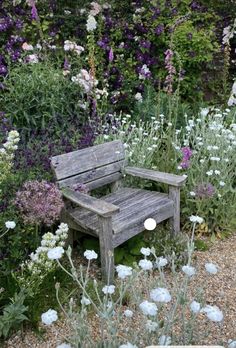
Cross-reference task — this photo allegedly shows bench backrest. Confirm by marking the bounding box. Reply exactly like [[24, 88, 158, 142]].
[[51, 140, 125, 191]]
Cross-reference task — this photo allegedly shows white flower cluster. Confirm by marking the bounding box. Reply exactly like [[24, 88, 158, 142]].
[[71, 69, 98, 93], [0, 130, 20, 190], [20, 223, 68, 282], [64, 40, 84, 55], [86, 14, 97, 31]]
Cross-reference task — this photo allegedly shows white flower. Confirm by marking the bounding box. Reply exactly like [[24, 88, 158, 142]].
[[156, 256, 168, 267], [139, 300, 158, 316], [159, 335, 172, 346], [189, 215, 204, 224], [116, 265, 132, 279], [190, 300, 201, 313], [135, 92, 143, 102], [47, 246, 64, 260], [145, 320, 158, 332], [144, 218, 157, 231], [214, 170, 221, 175], [206, 170, 213, 176], [189, 191, 196, 197], [182, 265, 196, 277], [124, 309, 133, 318], [27, 54, 38, 63], [84, 250, 98, 260], [150, 288, 172, 303], [81, 297, 91, 305], [41, 309, 58, 325], [119, 343, 138, 348], [102, 285, 115, 295], [86, 14, 97, 31], [219, 181, 225, 187], [140, 247, 151, 256], [200, 108, 209, 117], [5, 221, 16, 229], [228, 340, 236, 348], [205, 262, 218, 274], [139, 259, 153, 271], [201, 305, 223, 322], [57, 344, 72, 348]]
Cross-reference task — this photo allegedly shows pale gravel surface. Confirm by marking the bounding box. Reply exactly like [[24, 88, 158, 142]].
[[4, 233, 236, 348]]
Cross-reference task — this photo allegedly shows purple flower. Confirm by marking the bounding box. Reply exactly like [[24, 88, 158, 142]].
[[155, 24, 164, 35], [194, 183, 215, 199], [14, 180, 64, 226], [31, 3, 39, 21], [181, 147, 193, 161], [108, 47, 114, 62]]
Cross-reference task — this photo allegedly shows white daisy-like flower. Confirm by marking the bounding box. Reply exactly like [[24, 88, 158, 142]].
[[158, 335, 172, 346], [116, 265, 132, 279], [182, 265, 196, 277], [190, 300, 201, 313], [140, 247, 151, 256], [205, 262, 218, 274], [201, 305, 223, 322], [189, 215, 204, 224], [84, 250, 98, 260], [145, 320, 158, 332], [139, 300, 158, 316], [41, 309, 58, 325], [156, 256, 168, 267], [150, 288, 172, 303], [144, 218, 157, 230], [5, 221, 16, 229], [47, 246, 64, 260], [138, 259, 153, 271], [189, 191, 196, 197], [219, 181, 225, 187], [102, 285, 115, 295], [214, 170, 221, 175], [81, 297, 91, 305], [124, 309, 133, 318]]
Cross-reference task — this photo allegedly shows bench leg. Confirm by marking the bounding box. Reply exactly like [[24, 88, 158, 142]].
[[169, 186, 180, 234], [98, 216, 114, 284]]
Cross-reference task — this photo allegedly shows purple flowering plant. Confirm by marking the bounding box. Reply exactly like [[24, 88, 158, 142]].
[[14, 180, 64, 226]]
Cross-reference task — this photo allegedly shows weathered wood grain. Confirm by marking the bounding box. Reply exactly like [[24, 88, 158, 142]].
[[125, 166, 187, 187], [169, 186, 180, 234], [58, 160, 126, 188], [98, 216, 114, 284], [62, 187, 119, 217], [51, 140, 125, 180]]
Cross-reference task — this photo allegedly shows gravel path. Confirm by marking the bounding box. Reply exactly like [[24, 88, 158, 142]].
[[5, 233, 236, 348]]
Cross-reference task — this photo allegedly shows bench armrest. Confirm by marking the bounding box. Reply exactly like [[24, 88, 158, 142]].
[[125, 166, 186, 187], [62, 187, 120, 217]]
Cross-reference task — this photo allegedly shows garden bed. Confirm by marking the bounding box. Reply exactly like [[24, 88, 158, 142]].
[[5, 232, 236, 348]]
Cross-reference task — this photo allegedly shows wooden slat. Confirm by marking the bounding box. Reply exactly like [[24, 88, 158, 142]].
[[62, 187, 119, 217], [69, 188, 143, 227], [85, 173, 122, 191], [51, 140, 125, 180], [113, 202, 174, 247], [67, 188, 173, 237], [125, 166, 187, 187], [58, 160, 126, 188]]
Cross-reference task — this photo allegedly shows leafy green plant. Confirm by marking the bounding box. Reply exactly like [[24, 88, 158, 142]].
[[0, 290, 28, 339], [1, 62, 84, 131]]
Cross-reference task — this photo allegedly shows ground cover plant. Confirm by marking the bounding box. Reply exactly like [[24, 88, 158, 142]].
[[0, 0, 236, 346]]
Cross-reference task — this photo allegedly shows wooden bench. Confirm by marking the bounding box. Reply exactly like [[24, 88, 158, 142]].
[[51, 140, 186, 283]]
